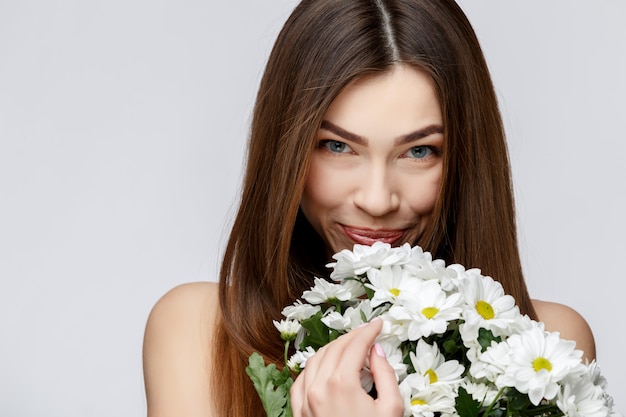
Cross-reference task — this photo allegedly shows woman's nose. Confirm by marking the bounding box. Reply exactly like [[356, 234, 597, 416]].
[[353, 165, 400, 217]]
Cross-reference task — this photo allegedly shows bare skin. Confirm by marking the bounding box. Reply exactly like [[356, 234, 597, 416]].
[[142, 281, 596, 417], [143, 282, 218, 417]]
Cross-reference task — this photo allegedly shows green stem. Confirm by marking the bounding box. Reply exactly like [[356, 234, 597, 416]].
[[283, 340, 290, 367], [519, 405, 563, 417], [481, 387, 505, 416]]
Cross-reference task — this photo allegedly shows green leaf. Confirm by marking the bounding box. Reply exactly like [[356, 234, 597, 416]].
[[363, 285, 375, 299], [274, 365, 293, 387], [455, 387, 482, 417], [477, 328, 502, 353], [360, 309, 368, 323], [299, 311, 332, 350], [276, 367, 294, 417], [245, 352, 293, 417], [504, 388, 532, 413], [442, 337, 461, 356]]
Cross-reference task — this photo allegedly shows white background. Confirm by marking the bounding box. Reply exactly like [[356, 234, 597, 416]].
[[0, 1, 624, 416]]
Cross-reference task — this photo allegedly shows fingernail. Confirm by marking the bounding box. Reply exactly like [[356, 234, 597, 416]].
[[374, 343, 386, 358]]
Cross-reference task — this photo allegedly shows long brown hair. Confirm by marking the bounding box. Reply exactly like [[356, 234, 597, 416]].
[[213, 1, 536, 415]]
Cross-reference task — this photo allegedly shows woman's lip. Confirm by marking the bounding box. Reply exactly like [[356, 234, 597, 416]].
[[340, 225, 405, 246]]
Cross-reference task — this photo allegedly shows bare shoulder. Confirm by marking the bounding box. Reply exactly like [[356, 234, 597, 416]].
[[143, 281, 220, 417], [531, 298, 596, 361]]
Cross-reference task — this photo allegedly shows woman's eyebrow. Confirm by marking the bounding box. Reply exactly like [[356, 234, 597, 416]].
[[320, 120, 367, 145], [321, 120, 443, 146], [395, 124, 443, 146]]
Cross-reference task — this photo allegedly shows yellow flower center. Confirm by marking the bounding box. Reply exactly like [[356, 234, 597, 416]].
[[421, 306, 439, 319], [532, 357, 553, 372], [389, 288, 400, 297], [476, 300, 495, 320], [424, 368, 438, 383], [411, 398, 427, 406]]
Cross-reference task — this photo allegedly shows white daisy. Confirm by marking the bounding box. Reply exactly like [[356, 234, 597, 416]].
[[386, 279, 462, 341], [281, 300, 320, 321], [287, 346, 317, 373], [320, 309, 349, 331], [399, 380, 456, 417], [327, 242, 411, 280], [408, 339, 465, 388], [511, 313, 544, 334], [365, 264, 423, 307], [586, 360, 608, 389], [502, 327, 583, 405], [469, 339, 512, 385], [272, 319, 301, 342], [460, 379, 500, 405], [323, 298, 386, 332], [557, 369, 609, 417], [459, 272, 520, 342], [301, 277, 364, 304], [403, 248, 446, 282], [438, 263, 466, 292], [381, 339, 409, 382]]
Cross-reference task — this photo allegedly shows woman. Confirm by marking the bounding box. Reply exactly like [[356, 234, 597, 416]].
[[142, 1, 595, 416]]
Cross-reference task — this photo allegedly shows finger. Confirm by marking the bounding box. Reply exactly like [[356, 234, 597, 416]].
[[297, 341, 329, 388], [369, 343, 404, 415], [302, 317, 383, 386], [331, 317, 383, 372], [293, 344, 331, 414], [289, 368, 305, 416]]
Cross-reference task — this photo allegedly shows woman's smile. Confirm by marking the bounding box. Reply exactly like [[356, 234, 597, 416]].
[[340, 225, 406, 246]]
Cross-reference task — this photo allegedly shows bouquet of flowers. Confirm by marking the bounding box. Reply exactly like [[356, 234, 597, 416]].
[[246, 242, 619, 417]]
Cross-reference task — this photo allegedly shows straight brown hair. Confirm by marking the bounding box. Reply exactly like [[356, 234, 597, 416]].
[[212, 1, 537, 415]]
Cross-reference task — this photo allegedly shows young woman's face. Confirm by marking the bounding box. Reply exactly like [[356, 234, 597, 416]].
[[300, 65, 444, 255]]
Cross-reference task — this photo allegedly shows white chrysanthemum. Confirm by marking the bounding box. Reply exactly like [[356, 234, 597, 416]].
[[365, 264, 423, 307], [272, 319, 302, 342], [382, 339, 409, 382], [385, 279, 462, 341], [502, 327, 583, 405], [511, 313, 544, 334], [407, 244, 427, 263], [327, 242, 412, 280], [302, 277, 365, 304], [403, 248, 446, 282], [320, 310, 348, 331], [281, 300, 320, 321], [459, 272, 520, 343], [557, 369, 609, 417], [438, 263, 466, 292], [408, 340, 465, 388], [399, 380, 456, 417], [287, 346, 316, 372], [469, 339, 512, 385], [586, 360, 608, 390], [460, 379, 500, 405], [321, 299, 385, 331]]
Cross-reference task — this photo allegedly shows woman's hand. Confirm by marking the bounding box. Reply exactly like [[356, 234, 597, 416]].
[[290, 317, 404, 417]]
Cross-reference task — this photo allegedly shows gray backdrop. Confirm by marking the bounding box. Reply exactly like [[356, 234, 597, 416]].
[[0, 1, 624, 415]]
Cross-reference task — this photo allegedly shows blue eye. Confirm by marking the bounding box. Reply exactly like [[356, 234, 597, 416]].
[[320, 140, 352, 153], [406, 146, 436, 159]]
